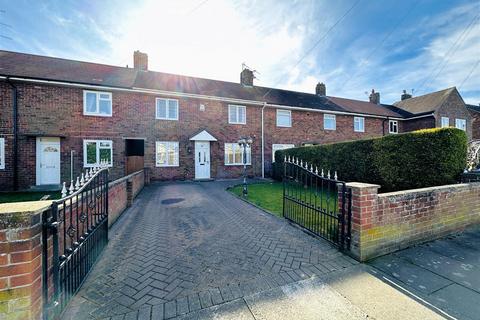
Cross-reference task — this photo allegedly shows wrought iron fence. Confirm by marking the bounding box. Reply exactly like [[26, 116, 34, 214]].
[[42, 163, 109, 319], [283, 156, 352, 250]]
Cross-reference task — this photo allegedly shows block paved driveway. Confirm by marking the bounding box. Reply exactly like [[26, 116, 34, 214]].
[[63, 180, 357, 319]]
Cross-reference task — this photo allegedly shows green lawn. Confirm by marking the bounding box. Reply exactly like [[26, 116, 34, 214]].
[[229, 181, 339, 240], [230, 182, 284, 217], [0, 191, 62, 204]]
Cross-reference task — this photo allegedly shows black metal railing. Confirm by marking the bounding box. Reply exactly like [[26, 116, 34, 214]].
[[42, 166, 109, 319], [283, 157, 351, 250]]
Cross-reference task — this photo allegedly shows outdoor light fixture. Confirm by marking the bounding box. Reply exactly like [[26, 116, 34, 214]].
[[238, 137, 253, 197]]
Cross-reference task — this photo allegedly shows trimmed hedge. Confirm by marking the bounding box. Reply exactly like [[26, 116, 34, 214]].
[[274, 128, 468, 192]]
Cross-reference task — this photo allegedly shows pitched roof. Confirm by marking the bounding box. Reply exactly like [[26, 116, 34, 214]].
[[393, 87, 456, 114], [0, 50, 404, 118], [466, 104, 480, 113]]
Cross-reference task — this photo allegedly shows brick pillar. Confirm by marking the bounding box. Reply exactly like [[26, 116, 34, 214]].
[[345, 182, 380, 261], [144, 168, 151, 185], [126, 179, 133, 207], [0, 201, 51, 320]]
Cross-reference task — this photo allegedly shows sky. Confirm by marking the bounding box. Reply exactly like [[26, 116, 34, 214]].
[[0, 0, 479, 105]]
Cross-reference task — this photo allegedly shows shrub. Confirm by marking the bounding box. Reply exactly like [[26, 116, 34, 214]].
[[274, 128, 468, 192]]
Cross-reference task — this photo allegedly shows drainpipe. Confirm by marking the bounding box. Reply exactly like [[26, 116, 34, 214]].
[[6, 77, 19, 190], [261, 102, 266, 178]]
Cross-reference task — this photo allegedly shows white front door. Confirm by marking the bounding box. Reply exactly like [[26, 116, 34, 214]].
[[195, 141, 211, 179], [36, 137, 61, 185]]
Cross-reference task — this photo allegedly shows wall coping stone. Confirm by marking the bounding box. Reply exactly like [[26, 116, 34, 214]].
[[378, 182, 479, 198], [108, 169, 143, 188], [345, 182, 381, 189], [0, 200, 52, 215]]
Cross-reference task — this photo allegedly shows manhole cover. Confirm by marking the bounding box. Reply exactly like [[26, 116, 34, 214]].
[[161, 198, 185, 205]]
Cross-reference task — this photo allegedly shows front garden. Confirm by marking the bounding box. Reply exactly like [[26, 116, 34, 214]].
[[0, 191, 61, 204]]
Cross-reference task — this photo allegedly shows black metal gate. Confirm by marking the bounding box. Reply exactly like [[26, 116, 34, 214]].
[[283, 157, 352, 250], [42, 167, 109, 319]]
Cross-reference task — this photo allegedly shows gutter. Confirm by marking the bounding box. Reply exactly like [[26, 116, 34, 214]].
[[6, 77, 18, 190]]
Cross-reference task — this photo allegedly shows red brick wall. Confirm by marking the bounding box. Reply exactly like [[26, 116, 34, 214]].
[[108, 179, 128, 227], [131, 170, 144, 199], [436, 91, 473, 140], [0, 81, 399, 189], [470, 110, 480, 140], [401, 116, 435, 133], [347, 182, 480, 261]]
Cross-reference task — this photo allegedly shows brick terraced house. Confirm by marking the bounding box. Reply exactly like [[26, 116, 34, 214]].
[[467, 104, 480, 140], [0, 50, 474, 191]]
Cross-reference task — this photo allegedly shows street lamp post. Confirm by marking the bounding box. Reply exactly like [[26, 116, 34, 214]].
[[238, 137, 253, 197]]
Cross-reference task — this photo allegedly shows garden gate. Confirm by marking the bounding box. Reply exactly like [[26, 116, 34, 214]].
[[42, 167, 109, 319], [283, 157, 352, 250]]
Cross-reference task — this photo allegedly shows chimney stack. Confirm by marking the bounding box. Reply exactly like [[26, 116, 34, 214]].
[[133, 50, 148, 71], [369, 89, 380, 104], [401, 90, 412, 101], [240, 66, 254, 86], [315, 82, 326, 96]]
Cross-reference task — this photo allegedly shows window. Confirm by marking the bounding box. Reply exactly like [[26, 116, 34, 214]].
[[354, 117, 365, 132], [276, 110, 292, 127], [0, 138, 4, 169], [441, 117, 450, 128], [389, 120, 398, 134], [228, 105, 246, 124], [324, 114, 336, 130], [225, 143, 251, 165], [156, 98, 179, 120], [156, 141, 179, 167], [83, 140, 113, 167], [455, 118, 466, 131], [83, 91, 112, 116], [272, 144, 294, 162]]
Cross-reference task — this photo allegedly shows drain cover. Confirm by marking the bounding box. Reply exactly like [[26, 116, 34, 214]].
[[161, 198, 185, 205]]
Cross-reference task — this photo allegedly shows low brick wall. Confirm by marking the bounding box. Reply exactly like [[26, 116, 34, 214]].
[[347, 182, 480, 261], [0, 170, 145, 319]]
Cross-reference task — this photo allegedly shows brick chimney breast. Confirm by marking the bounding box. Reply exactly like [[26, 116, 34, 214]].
[[401, 90, 412, 101], [133, 50, 148, 71], [316, 82, 326, 96], [240, 68, 254, 86], [369, 89, 380, 104]]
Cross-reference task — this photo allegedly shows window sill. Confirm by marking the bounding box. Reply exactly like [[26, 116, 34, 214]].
[[156, 118, 179, 121], [155, 164, 180, 167], [228, 122, 247, 125], [276, 124, 292, 128], [224, 163, 252, 166], [324, 128, 336, 131], [83, 113, 112, 117]]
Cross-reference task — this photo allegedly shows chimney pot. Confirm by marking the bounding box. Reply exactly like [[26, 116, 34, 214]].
[[401, 89, 412, 101], [240, 67, 254, 86], [369, 89, 380, 104], [315, 82, 326, 96], [133, 50, 148, 71]]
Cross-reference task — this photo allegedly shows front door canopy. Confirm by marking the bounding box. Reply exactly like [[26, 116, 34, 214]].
[[190, 130, 217, 142]]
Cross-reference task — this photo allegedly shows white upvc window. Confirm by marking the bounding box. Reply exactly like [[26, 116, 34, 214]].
[[455, 118, 466, 131], [389, 120, 398, 134], [354, 117, 365, 132], [0, 138, 5, 169], [156, 141, 179, 167], [324, 114, 336, 130], [272, 144, 295, 162], [156, 98, 179, 120], [276, 110, 292, 127], [441, 117, 450, 128], [83, 91, 112, 116], [83, 140, 113, 167], [228, 105, 246, 124], [224, 143, 251, 165]]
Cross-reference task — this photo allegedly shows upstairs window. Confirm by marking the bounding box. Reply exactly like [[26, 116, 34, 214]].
[[272, 144, 294, 162], [83, 91, 112, 116], [441, 117, 450, 128], [83, 140, 113, 167], [276, 110, 292, 127], [354, 117, 365, 132], [228, 105, 246, 124], [156, 98, 179, 120], [455, 118, 466, 131], [225, 143, 251, 165], [156, 141, 179, 167], [324, 114, 336, 130], [0, 138, 4, 169], [389, 120, 398, 134]]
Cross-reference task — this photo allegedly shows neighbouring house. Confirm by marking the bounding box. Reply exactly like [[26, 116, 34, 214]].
[[466, 104, 480, 140], [0, 50, 472, 190], [393, 87, 474, 140]]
